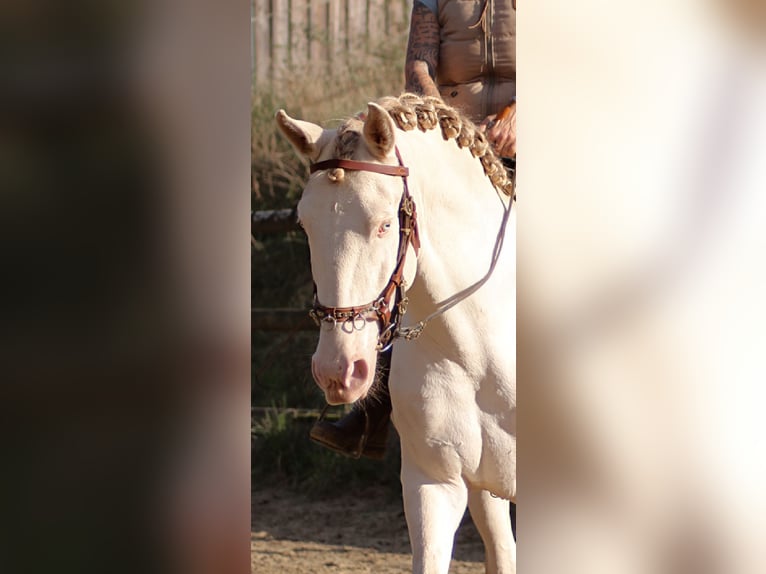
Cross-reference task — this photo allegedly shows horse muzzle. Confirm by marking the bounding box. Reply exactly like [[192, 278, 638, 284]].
[[311, 352, 373, 405]]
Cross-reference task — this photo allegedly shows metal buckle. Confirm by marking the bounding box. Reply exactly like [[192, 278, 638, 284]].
[[401, 196, 414, 216], [376, 323, 397, 352], [397, 296, 409, 316], [399, 321, 425, 341]]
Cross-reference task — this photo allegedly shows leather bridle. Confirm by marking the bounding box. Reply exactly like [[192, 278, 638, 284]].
[[307, 147, 420, 352]]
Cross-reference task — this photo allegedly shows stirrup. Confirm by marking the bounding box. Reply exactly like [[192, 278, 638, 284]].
[[310, 404, 370, 460]]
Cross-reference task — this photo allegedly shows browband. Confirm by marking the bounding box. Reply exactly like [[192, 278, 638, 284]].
[[310, 158, 409, 177]]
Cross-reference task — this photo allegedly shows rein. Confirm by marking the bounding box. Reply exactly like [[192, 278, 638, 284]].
[[308, 147, 420, 352]]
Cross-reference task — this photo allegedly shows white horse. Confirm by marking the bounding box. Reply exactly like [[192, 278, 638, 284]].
[[276, 93, 516, 574]]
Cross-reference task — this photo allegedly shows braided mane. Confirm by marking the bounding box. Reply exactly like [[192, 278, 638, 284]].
[[330, 93, 514, 197]]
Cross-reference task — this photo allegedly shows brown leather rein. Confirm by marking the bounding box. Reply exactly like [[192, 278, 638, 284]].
[[307, 147, 420, 352]]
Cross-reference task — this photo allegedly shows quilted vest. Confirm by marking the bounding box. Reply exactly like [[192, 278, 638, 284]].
[[436, 0, 516, 122]]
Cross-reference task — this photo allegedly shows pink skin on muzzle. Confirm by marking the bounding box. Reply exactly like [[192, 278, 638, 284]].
[[309, 312, 381, 404], [311, 352, 371, 405]]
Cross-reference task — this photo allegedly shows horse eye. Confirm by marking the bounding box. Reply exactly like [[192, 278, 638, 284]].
[[378, 221, 392, 236]]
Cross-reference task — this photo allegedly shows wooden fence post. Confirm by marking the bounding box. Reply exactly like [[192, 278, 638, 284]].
[[308, 0, 327, 67], [347, 0, 366, 53], [252, 209, 301, 234], [271, 0, 290, 81], [291, 0, 309, 67], [252, 0, 413, 84], [253, 0, 270, 87], [367, 0, 387, 47], [327, 0, 342, 68]]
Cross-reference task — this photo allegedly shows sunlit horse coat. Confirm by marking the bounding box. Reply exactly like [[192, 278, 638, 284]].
[[277, 93, 516, 574]]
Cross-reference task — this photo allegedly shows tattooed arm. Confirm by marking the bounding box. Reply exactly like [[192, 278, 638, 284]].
[[404, 2, 441, 98]]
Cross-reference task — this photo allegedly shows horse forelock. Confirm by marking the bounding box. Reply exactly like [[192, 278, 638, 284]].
[[334, 118, 363, 159], [319, 118, 363, 183]]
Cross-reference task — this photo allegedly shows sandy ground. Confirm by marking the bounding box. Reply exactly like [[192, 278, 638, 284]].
[[251, 486, 485, 574]]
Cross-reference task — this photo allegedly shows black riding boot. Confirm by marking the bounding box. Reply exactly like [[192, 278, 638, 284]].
[[309, 351, 392, 460]]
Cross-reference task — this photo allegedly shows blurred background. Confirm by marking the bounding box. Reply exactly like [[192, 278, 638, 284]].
[[1, 0, 251, 573], [520, 1, 766, 572]]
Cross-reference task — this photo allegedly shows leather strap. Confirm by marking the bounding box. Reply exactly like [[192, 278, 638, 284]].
[[311, 158, 409, 177], [309, 147, 418, 351]]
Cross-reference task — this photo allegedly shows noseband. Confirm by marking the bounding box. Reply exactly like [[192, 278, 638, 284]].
[[307, 147, 420, 352]]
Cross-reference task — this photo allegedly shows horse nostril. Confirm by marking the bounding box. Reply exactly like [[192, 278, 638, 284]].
[[351, 359, 368, 383]]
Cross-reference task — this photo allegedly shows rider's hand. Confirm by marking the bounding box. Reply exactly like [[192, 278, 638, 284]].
[[480, 101, 516, 158]]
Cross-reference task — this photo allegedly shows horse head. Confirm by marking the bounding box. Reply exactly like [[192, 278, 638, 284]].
[[276, 103, 418, 405]]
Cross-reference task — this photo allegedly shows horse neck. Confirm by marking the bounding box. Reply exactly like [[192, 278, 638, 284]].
[[398, 128, 513, 325]]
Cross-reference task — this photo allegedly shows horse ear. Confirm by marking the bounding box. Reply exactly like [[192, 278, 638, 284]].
[[363, 102, 396, 159], [275, 109, 324, 159]]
